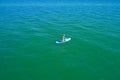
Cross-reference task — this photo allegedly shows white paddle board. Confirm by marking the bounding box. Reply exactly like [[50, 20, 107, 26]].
[[56, 38, 71, 44]]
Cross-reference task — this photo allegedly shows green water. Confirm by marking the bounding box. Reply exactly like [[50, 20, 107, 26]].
[[0, 5, 120, 80]]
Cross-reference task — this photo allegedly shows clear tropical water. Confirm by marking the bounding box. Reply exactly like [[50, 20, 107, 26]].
[[0, 4, 120, 80]]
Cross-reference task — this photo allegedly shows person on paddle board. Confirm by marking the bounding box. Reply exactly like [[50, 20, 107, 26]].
[[62, 34, 65, 42]]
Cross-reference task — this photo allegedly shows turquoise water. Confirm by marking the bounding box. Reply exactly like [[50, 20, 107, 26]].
[[0, 5, 120, 80]]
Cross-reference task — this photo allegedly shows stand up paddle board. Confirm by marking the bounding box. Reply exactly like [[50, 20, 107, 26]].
[[56, 38, 71, 44]]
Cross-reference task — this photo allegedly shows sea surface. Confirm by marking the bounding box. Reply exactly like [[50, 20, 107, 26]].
[[0, 4, 120, 80]]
